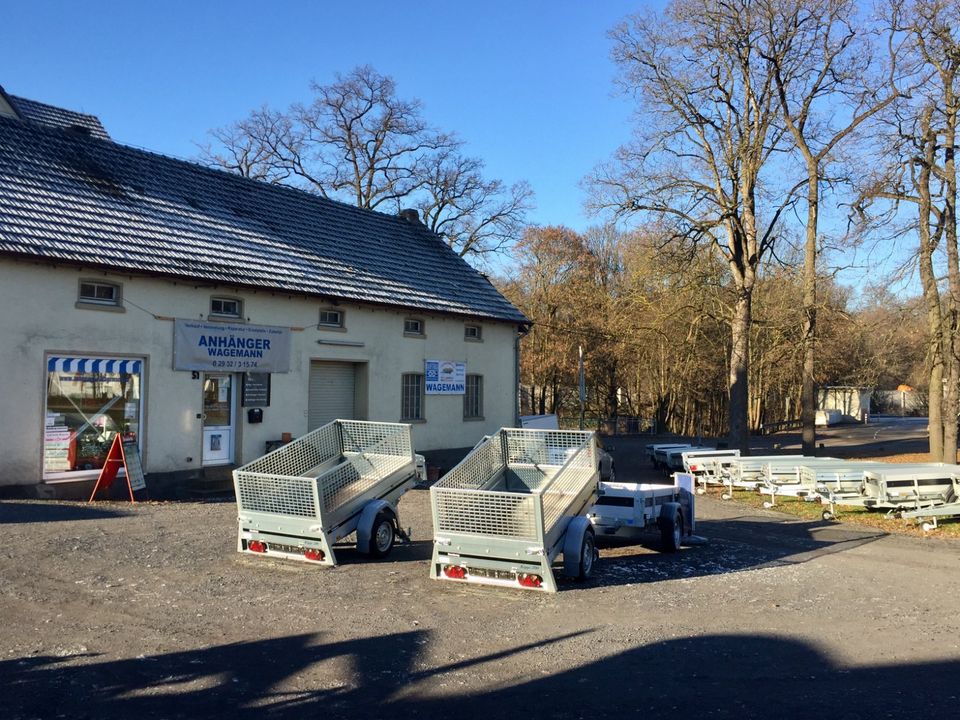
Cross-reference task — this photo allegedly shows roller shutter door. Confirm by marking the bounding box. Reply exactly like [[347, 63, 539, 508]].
[[308, 361, 356, 430]]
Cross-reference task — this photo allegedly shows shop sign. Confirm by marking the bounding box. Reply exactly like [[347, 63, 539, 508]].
[[174, 320, 291, 373], [425, 359, 466, 394]]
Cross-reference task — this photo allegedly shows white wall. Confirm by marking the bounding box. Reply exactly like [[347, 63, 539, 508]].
[[0, 261, 519, 486]]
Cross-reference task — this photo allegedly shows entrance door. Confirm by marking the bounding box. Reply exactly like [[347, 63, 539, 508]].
[[308, 361, 356, 430], [202, 373, 235, 465]]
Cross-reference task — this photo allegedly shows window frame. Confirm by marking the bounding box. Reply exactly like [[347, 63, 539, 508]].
[[464, 374, 484, 420], [209, 295, 244, 320], [403, 317, 425, 337], [77, 279, 123, 311], [464, 323, 483, 342], [318, 307, 346, 330], [401, 373, 425, 422]]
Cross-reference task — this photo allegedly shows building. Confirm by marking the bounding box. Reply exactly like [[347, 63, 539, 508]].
[[0, 88, 528, 498], [816, 386, 873, 425]]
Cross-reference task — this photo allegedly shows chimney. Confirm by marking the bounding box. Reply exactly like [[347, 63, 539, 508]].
[[399, 208, 421, 225]]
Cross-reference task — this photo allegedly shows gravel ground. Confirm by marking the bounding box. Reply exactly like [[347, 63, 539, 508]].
[[4, 479, 960, 720]]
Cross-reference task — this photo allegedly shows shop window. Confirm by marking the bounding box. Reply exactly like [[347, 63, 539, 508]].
[[464, 324, 483, 341], [404, 318, 424, 337], [78, 280, 121, 308], [464, 375, 483, 419], [319, 308, 344, 329], [43, 356, 143, 477], [401, 373, 424, 421], [210, 296, 243, 319]]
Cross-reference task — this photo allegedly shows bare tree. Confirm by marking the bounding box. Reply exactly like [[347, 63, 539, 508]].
[[758, 0, 904, 453], [200, 66, 532, 258], [592, 0, 799, 451], [861, 0, 959, 461]]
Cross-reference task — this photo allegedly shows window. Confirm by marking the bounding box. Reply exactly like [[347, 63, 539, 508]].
[[464, 324, 483, 341], [210, 296, 243, 319], [78, 280, 121, 307], [464, 374, 483, 419], [404, 318, 424, 336], [43, 356, 143, 477], [319, 308, 344, 329], [401, 373, 424, 421]]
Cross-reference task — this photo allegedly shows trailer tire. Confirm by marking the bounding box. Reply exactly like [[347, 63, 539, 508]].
[[575, 529, 597, 581], [367, 511, 396, 558], [660, 508, 683, 552]]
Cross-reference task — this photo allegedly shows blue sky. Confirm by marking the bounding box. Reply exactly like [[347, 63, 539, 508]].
[[2, 1, 652, 232]]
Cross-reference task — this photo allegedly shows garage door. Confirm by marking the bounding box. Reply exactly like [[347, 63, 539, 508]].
[[308, 361, 356, 430]]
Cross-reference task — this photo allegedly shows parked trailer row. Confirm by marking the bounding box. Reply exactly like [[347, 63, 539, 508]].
[[650, 443, 960, 530], [235, 424, 698, 593]]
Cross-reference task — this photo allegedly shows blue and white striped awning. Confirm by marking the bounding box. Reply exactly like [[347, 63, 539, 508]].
[[47, 357, 143, 374]]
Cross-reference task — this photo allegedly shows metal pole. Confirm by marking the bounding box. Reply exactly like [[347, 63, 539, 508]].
[[578, 345, 585, 431]]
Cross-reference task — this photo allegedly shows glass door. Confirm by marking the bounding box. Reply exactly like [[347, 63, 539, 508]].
[[202, 374, 234, 465]]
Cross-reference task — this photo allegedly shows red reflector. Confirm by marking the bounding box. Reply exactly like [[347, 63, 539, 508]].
[[443, 565, 467, 579], [690, 464, 700, 471], [518, 573, 542, 588], [303, 549, 324, 562], [248, 540, 266, 553]]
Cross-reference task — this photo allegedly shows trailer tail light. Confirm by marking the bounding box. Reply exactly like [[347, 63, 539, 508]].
[[518, 573, 542, 588], [443, 565, 467, 580], [690, 464, 700, 472], [303, 549, 325, 562], [248, 540, 266, 553]]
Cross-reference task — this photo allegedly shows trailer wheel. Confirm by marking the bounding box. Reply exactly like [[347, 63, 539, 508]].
[[575, 529, 597, 581], [366, 511, 396, 558], [660, 509, 683, 552], [821, 510, 834, 521]]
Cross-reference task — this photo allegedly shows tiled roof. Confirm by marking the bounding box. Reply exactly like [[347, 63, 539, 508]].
[[7, 94, 111, 140], [0, 115, 527, 324]]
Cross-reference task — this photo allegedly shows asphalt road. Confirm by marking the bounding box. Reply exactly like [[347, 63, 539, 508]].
[[3, 458, 960, 719]]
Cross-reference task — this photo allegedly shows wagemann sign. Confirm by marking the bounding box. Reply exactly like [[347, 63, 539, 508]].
[[173, 319, 291, 372]]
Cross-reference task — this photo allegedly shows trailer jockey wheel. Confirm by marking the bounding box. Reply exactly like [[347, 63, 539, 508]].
[[368, 511, 396, 558]]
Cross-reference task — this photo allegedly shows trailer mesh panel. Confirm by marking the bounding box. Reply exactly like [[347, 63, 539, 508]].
[[434, 490, 538, 540], [236, 475, 317, 518]]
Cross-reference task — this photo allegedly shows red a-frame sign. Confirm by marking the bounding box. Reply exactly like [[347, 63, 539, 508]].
[[88, 434, 148, 502]]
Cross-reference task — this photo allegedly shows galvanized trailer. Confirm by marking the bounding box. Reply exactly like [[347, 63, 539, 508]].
[[233, 420, 418, 567], [663, 445, 713, 472], [898, 481, 960, 531], [430, 428, 599, 593], [587, 472, 695, 551], [805, 462, 887, 520], [647, 443, 695, 470], [681, 449, 740, 494], [719, 455, 806, 499], [758, 457, 840, 507], [861, 465, 960, 513]]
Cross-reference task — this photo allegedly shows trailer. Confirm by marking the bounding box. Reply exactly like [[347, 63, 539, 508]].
[[587, 472, 695, 551], [663, 445, 713, 472], [430, 428, 599, 593], [898, 481, 960, 531], [861, 465, 960, 513], [681, 449, 740, 493], [647, 443, 695, 470], [805, 462, 887, 520], [719, 455, 806, 499], [233, 419, 419, 566], [758, 457, 840, 507]]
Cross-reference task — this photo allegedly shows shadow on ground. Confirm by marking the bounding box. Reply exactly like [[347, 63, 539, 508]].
[[0, 500, 132, 524], [592, 515, 885, 587], [6, 629, 956, 719]]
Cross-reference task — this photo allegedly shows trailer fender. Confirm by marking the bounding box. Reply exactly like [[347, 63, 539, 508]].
[[563, 516, 596, 578], [356, 499, 396, 555]]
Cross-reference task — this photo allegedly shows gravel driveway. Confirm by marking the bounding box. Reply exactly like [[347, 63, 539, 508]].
[[3, 481, 960, 720]]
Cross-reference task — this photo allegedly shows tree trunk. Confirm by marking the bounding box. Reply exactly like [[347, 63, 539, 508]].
[[942, 95, 959, 463], [729, 288, 752, 452], [801, 173, 819, 454]]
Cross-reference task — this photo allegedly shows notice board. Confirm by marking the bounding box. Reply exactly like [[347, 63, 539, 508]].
[[241, 372, 271, 407]]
